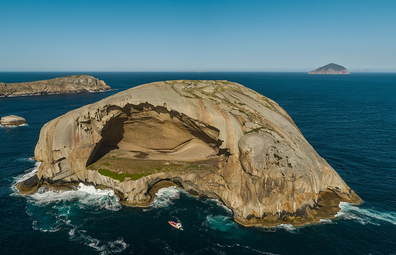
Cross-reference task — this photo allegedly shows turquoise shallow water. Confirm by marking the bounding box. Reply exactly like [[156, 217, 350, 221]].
[[1, 72, 395, 254]]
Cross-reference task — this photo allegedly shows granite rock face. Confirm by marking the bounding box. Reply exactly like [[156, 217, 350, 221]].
[[0, 115, 27, 126], [309, 63, 350, 74], [17, 80, 361, 226], [0, 75, 111, 97]]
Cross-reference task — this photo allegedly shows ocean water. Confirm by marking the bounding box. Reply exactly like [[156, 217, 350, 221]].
[[1, 72, 395, 255]]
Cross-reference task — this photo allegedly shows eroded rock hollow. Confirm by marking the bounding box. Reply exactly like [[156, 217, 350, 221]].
[[17, 80, 361, 226]]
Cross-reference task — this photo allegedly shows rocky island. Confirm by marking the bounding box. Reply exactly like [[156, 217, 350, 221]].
[[17, 80, 361, 227], [0, 75, 111, 97], [0, 115, 27, 127], [309, 63, 350, 74]]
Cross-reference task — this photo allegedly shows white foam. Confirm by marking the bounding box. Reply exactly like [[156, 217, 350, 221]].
[[277, 224, 298, 233], [32, 220, 62, 233], [257, 224, 299, 234], [319, 219, 333, 224], [149, 186, 181, 209], [29, 183, 121, 211], [10, 162, 41, 195], [15, 163, 127, 254], [336, 202, 396, 226], [215, 243, 278, 255], [0, 123, 28, 128], [69, 230, 128, 255], [207, 199, 233, 214]]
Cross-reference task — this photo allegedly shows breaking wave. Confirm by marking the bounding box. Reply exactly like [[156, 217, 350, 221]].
[[149, 186, 181, 209], [10, 161, 40, 193], [12, 164, 127, 254], [336, 202, 396, 226], [319, 219, 334, 224], [29, 183, 121, 211], [255, 224, 299, 234]]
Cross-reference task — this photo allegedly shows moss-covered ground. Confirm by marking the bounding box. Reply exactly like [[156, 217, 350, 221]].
[[87, 155, 218, 182]]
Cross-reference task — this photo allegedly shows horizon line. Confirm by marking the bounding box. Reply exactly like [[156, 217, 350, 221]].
[[1, 70, 395, 73]]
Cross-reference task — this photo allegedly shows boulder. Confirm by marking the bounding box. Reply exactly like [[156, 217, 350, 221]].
[[0, 115, 27, 126], [18, 80, 361, 226]]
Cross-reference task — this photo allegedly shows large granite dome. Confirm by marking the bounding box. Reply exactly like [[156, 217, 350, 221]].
[[17, 80, 361, 226]]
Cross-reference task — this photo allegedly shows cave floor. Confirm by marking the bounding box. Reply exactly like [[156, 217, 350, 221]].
[[87, 149, 224, 181]]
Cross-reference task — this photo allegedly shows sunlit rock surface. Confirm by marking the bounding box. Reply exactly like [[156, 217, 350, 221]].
[[17, 80, 361, 226], [0, 115, 27, 126], [0, 75, 111, 97]]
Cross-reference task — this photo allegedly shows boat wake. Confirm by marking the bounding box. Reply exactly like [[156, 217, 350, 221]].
[[336, 202, 396, 226]]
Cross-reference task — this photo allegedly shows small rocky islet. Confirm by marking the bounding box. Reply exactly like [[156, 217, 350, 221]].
[[0, 115, 27, 127], [17, 79, 361, 227], [0, 75, 111, 97], [309, 63, 350, 74]]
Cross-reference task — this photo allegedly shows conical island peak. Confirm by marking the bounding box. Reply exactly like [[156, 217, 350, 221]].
[[309, 63, 350, 74]]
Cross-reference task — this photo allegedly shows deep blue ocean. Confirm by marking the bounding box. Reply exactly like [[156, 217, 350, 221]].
[[1, 72, 395, 255]]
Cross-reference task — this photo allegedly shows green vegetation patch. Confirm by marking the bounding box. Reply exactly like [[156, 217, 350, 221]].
[[88, 154, 219, 183], [98, 168, 152, 182]]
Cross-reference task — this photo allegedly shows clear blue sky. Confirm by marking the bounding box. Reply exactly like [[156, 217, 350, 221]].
[[1, 0, 395, 72]]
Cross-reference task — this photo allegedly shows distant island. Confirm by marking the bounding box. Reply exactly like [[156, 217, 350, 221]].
[[0, 75, 111, 97], [308, 63, 350, 74]]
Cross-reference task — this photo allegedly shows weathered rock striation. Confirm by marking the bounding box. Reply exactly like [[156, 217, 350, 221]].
[[17, 80, 361, 226], [0, 75, 111, 97], [0, 115, 27, 126], [309, 63, 350, 74]]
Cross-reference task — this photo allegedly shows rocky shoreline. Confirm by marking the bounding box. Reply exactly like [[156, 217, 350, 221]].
[[0, 75, 111, 97], [17, 80, 361, 227]]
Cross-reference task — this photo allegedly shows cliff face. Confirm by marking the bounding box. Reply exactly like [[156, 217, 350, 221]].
[[309, 63, 350, 74], [0, 75, 111, 97], [17, 80, 361, 227]]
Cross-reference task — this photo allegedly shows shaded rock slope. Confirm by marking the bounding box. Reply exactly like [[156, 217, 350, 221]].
[[0, 75, 111, 97], [309, 63, 350, 74], [17, 80, 361, 226]]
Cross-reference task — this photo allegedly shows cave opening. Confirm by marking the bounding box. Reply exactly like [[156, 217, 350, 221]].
[[86, 103, 228, 168]]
